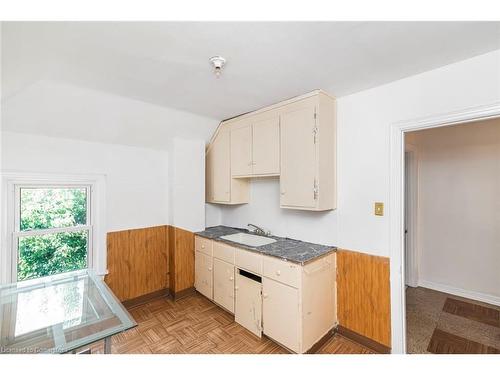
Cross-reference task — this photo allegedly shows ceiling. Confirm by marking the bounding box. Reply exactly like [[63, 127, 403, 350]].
[[2, 21, 500, 120]]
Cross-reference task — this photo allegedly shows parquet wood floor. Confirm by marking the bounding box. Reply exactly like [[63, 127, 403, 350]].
[[87, 292, 375, 354]]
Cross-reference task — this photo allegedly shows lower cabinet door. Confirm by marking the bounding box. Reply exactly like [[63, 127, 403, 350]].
[[235, 270, 262, 337], [262, 277, 300, 352], [213, 258, 235, 313], [195, 251, 213, 300]]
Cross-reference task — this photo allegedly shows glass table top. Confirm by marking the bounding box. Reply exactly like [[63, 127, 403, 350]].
[[0, 269, 136, 354]]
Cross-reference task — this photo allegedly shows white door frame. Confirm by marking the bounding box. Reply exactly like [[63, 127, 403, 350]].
[[389, 101, 500, 354], [404, 144, 419, 288]]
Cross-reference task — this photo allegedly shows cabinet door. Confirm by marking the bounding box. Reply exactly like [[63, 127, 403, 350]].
[[213, 258, 235, 313], [211, 129, 231, 202], [235, 271, 262, 337], [280, 105, 317, 209], [262, 277, 300, 352], [205, 148, 214, 202], [231, 124, 253, 177], [252, 116, 280, 175], [195, 251, 213, 300]]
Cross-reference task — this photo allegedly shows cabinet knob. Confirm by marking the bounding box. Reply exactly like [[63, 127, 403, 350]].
[[275, 270, 281, 276], [208, 267, 212, 271], [229, 276, 234, 281], [235, 286, 239, 291], [280, 190, 286, 195], [263, 293, 268, 299], [201, 245, 205, 249]]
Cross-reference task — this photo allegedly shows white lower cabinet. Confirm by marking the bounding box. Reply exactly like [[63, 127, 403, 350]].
[[195, 250, 213, 300], [194, 235, 337, 353], [235, 270, 263, 337], [213, 258, 235, 313], [262, 277, 300, 352]]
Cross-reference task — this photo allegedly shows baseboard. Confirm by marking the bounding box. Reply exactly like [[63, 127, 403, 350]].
[[418, 280, 500, 307], [336, 325, 391, 354], [122, 288, 171, 309], [306, 328, 335, 354], [172, 287, 196, 300]]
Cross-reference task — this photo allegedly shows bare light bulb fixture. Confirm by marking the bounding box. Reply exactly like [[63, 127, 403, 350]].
[[209, 56, 226, 78]]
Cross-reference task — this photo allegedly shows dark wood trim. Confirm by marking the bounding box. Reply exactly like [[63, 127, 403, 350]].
[[171, 287, 196, 301], [122, 288, 171, 309], [336, 325, 391, 354], [306, 328, 336, 353]]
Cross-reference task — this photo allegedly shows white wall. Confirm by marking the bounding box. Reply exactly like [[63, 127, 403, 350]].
[[169, 137, 206, 233], [406, 119, 500, 301], [2, 131, 169, 232], [217, 50, 500, 256], [220, 178, 338, 245]]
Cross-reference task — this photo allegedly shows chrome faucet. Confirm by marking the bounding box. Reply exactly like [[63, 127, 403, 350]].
[[247, 223, 271, 236]]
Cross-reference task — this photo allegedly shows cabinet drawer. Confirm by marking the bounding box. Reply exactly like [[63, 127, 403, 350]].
[[235, 249, 262, 275], [195, 236, 213, 256], [213, 241, 235, 264], [263, 256, 301, 288]]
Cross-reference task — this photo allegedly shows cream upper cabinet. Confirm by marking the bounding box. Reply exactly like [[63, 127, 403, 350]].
[[252, 114, 280, 176], [205, 147, 214, 202], [211, 128, 231, 202], [206, 90, 335, 210], [206, 127, 249, 205], [280, 101, 317, 209], [230, 123, 253, 177], [230, 114, 280, 177], [280, 94, 336, 211]]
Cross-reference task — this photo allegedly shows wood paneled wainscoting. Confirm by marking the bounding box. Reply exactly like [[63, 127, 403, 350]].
[[168, 226, 195, 299], [105, 225, 195, 307], [336, 249, 391, 353]]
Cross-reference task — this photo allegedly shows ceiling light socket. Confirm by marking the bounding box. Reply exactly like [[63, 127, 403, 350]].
[[209, 56, 226, 78]]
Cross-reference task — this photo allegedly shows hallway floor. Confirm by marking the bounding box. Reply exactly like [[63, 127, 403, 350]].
[[406, 287, 500, 354]]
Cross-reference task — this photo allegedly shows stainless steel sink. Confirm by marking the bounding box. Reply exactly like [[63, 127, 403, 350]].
[[220, 233, 276, 247]]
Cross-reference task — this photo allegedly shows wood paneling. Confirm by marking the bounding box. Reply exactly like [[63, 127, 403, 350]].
[[105, 226, 169, 302], [337, 249, 391, 348], [168, 226, 195, 295], [105, 230, 133, 301]]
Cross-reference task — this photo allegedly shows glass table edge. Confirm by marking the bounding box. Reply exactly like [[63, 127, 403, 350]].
[[0, 269, 138, 354], [53, 320, 137, 354]]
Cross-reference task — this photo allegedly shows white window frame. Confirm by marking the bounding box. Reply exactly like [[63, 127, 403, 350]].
[[1, 172, 106, 283]]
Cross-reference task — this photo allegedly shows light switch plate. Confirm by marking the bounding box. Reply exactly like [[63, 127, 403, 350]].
[[374, 202, 384, 216]]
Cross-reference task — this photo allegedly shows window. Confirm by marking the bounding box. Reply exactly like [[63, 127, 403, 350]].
[[14, 186, 92, 281], [1, 173, 106, 283]]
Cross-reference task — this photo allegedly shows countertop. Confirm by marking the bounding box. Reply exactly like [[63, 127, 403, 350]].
[[195, 225, 336, 265]]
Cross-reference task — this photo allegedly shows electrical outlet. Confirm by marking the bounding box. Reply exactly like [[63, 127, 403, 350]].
[[374, 202, 384, 216]]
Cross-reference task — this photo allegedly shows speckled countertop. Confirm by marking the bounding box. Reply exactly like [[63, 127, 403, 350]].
[[195, 225, 336, 265]]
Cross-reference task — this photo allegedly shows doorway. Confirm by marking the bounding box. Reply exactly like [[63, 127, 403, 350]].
[[388, 102, 500, 354], [404, 145, 418, 288], [403, 118, 500, 354]]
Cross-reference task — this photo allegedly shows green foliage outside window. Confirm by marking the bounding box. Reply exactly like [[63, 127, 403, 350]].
[[18, 188, 88, 281]]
